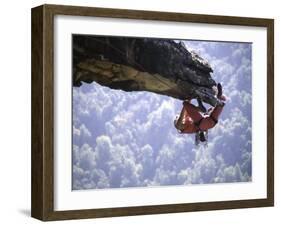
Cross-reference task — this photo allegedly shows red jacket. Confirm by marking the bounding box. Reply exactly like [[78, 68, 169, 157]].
[[179, 102, 223, 134]]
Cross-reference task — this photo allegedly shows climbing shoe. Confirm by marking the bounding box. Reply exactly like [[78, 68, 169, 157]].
[[217, 83, 222, 98]]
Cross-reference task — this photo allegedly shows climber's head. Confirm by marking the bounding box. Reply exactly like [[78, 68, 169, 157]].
[[199, 131, 206, 142], [195, 130, 208, 145]]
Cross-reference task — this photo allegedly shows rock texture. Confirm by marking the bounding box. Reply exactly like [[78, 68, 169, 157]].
[[73, 36, 218, 106]]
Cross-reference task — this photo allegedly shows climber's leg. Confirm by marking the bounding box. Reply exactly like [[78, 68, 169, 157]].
[[174, 104, 189, 131]]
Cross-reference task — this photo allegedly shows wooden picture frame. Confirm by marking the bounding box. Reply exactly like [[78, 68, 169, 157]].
[[31, 4, 274, 221]]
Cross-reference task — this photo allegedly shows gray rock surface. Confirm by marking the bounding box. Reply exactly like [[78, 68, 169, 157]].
[[73, 36, 218, 106]]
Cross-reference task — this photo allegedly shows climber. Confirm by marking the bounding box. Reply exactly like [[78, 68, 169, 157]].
[[174, 83, 226, 145]]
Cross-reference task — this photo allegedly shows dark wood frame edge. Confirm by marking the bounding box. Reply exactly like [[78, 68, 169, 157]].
[[32, 5, 44, 220], [31, 4, 274, 221]]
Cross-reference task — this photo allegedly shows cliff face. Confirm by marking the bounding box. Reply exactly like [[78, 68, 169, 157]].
[[73, 36, 218, 106]]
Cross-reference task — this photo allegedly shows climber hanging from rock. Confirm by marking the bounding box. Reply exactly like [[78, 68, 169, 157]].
[[174, 83, 226, 145]]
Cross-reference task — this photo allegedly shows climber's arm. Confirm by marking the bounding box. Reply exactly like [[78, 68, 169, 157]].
[[199, 104, 224, 131]]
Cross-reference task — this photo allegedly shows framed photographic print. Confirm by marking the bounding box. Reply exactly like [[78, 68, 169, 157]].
[[31, 4, 274, 221]]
